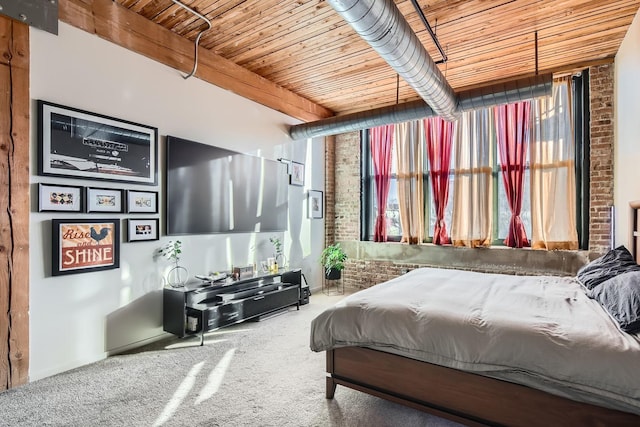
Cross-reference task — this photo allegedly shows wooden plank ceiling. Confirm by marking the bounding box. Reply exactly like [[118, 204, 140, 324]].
[[112, 0, 640, 117]]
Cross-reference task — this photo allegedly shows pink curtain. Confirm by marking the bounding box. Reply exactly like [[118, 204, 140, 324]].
[[370, 125, 394, 242], [425, 117, 454, 245], [494, 102, 531, 248]]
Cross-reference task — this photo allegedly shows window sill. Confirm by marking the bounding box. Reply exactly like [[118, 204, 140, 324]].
[[342, 241, 590, 276]]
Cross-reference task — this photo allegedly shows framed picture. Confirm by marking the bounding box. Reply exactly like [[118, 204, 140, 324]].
[[86, 187, 124, 213], [38, 183, 84, 212], [126, 190, 158, 214], [308, 190, 324, 219], [126, 218, 159, 242], [51, 219, 120, 276], [290, 161, 304, 186], [37, 100, 158, 185]]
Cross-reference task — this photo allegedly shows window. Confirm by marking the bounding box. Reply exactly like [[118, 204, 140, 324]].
[[361, 132, 402, 241], [361, 72, 588, 248]]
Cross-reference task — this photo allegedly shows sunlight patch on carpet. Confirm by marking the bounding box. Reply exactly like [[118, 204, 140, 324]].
[[153, 361, 205, 426], [195, 348, 236, 405], [164, 338, 228, 350]]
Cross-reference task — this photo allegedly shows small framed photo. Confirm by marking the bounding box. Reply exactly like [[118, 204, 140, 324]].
[[126, 190, 158, 214], [38, 183, 84, 212], [308, 190, 323, 219], [290, 161, 304, 186], [52, 218, 120, 276], [86, 187, 124, 213], [126, 218, 159, 242]]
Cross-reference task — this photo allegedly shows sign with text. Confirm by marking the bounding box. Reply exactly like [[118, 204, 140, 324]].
[[52, 219, 120, 276]]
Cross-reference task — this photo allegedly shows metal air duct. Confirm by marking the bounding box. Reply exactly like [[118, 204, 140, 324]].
[[289, 74, 552, 140], [289, 101, 434, 140], [326, 0, 458, 121]]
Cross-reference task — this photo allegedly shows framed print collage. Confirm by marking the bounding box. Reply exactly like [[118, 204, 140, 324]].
[[37, 100, 162, 276]]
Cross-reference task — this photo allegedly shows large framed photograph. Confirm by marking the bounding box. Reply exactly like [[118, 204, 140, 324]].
[[290, 161, 305, 186], [308, 190, 324, 219], [37, 100, 158, 185], [38, 183, 84, 212], [51, 219, 120, 276], [126, 218, 160, 242], [86, 187, 124, 213], [126, 190, 158, 214]]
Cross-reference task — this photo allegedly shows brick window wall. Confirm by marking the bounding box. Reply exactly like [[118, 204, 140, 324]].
[[588, 64, 615, 255], [329, 64, 614, 288], [334, 131, 361, 242], [324, 135, 336, 247]]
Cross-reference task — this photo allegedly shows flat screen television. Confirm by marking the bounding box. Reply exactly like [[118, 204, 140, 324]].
[[165, 136, 288, 235]]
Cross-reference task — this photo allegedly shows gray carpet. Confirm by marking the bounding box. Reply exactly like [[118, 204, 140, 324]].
[[0, 292, 464, 427]]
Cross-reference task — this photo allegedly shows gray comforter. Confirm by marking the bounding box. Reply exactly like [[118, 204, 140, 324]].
[[310, 267, 640, 415]]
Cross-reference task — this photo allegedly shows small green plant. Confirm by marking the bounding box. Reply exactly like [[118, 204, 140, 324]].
[[269, 236, 283, 258], [159, 240, 182, 267], [320, 243, 347, 276]]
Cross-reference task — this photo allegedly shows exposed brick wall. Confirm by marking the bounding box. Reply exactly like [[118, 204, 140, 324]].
[[334, 131, 361, 241], [327, 64, 616, 288], [588, 64, 615, 256], [343, 260, 418, 290], [324, 135, 336, 247]]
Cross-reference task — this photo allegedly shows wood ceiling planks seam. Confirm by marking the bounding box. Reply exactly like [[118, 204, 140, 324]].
[[109, 0, 640, 116]]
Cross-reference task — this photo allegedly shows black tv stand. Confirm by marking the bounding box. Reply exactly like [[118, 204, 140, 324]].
[[163, 269, 304, 345]]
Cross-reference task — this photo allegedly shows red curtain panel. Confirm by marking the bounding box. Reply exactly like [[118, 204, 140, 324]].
[[494, 102, 531, 248], [370, 125, 395, 242], [425, 117, 454, 245]]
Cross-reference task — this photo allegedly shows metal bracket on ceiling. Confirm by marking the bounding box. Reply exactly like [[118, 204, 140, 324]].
[[409, 0, 447, 64], [170, 0, 212, 80], [0, 0, 59, 35]]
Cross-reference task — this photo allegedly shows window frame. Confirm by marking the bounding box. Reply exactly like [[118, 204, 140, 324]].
[[360, 72, 589, 247]]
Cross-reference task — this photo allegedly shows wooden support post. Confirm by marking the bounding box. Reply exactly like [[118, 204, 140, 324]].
[[0, 16, 30, 390]]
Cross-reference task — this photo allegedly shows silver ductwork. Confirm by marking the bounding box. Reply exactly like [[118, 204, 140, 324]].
[[457, 75, 553, 111], [289, 101, 433, 140], [289, 74, 552, 140], [326, 0, 458, 121]]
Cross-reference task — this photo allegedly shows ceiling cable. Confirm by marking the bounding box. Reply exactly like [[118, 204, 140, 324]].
[[409, 0, 447, 63], [170, 0, 212, 79]]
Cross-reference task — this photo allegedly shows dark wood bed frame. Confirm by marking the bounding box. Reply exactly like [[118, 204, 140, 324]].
[[324, 207, 640, 426], [326, 347, 639, 426]]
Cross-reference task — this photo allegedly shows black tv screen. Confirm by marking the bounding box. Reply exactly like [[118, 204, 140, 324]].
[[165, 136, 288, 235]]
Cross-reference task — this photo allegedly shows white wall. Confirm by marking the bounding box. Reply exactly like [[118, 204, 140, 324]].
[[614, 8, 640, 246], [29, 23, 325, 381]]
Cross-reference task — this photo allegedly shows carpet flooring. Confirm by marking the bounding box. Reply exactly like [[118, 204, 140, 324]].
[[0, 291, 465, 427]]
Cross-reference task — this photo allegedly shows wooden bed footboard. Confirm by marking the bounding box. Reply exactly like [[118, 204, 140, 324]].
[[326, 347, 640, 427]]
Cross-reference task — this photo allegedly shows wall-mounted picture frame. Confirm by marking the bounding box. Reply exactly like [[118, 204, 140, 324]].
[[290, 161, 305, 186], [126, 218, 160, 242], [51, 218, 120, 276], [86, 187, 124, 213], [37, 100, 158, 185], [308, 190, 324, 219], [38, 183, 84, 212], [126, 190, 158, 214]]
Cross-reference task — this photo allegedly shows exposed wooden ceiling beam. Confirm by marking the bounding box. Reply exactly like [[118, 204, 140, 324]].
[[58, 0, 334, 123]]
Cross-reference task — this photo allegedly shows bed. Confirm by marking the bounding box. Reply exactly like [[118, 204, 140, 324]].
[[310, 253, 640, 426]]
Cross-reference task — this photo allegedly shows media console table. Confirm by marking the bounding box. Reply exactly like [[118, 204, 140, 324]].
[[163, 269, 305, 345]]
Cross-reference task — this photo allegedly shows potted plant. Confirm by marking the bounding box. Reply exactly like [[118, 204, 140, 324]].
[[269, 236, 286, 269], [320, 243, 347, 280], [159, 240, 187, 287]]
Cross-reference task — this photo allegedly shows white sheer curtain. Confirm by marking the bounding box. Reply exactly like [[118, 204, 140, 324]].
[[451, 109, 493, 247], [394, 121, 424, 244], [530, 77, 578, 250]]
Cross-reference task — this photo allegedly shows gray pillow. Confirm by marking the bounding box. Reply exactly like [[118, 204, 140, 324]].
[[577, 246, 640, 290], [588, 271, 640, 334]]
